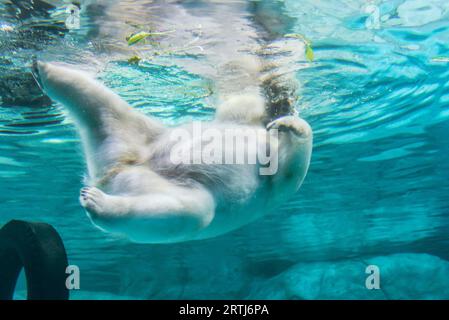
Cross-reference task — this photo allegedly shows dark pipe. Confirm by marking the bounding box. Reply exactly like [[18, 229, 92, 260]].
[[0, 220, 69, 300]]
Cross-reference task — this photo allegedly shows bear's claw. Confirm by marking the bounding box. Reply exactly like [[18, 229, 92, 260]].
[[267, 115, 311, 138], [31, 58, 44, 90]]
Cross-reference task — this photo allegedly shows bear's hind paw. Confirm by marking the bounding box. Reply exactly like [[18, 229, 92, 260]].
[[80, 187, 107, 217]]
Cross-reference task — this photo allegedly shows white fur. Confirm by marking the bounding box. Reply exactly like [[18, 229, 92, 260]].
[[35, 61, 312, 244]]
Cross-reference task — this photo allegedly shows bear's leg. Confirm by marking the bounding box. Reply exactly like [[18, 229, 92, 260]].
[[33, 61, 164, 178], [79, 186, 215, 243]]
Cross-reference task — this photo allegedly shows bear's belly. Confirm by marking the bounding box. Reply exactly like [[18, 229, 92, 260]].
[[193, 187, 277, 240]]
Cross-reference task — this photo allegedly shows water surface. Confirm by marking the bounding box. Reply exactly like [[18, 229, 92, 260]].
[[1, 0, 449, 299]]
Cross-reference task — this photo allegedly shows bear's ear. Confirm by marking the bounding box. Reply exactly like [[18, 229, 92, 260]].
[[215, 93, 266, 125]]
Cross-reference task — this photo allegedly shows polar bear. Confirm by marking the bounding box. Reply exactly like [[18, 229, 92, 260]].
[[33, 60, 312, 244]]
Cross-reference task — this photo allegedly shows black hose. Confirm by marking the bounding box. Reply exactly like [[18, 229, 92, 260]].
[[0, 220, 69, 300]]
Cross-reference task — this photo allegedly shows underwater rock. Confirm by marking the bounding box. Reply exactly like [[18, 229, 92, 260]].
[[366, 254, 449, 299], [0, 0, 68, 108], [247, 253, 449, 299], [0, 70, 51, 107], [119, 242, 249, 299]]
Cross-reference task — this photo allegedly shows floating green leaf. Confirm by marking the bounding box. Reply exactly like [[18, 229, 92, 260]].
[[305, 44, 314, 62], [128, 55, 141, 64], [284, 33, 314, 62], [126, 31, 151, 45], [126, 30, 175, 46]]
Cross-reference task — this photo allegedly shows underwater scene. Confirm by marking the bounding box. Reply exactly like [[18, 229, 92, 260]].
[[1, 0, 449, 300]]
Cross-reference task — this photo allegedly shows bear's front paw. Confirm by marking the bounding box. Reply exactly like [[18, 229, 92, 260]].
[[267, 116, 311, 138], [80, 187, 107, 217]]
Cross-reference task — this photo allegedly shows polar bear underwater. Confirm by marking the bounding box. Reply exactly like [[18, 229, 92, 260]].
[[32, 53, 312, 244]]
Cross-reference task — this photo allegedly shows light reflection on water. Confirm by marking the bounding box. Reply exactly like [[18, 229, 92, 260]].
[[1, 0, 449, 299]]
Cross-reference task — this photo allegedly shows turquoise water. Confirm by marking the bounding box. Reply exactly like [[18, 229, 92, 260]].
[[1, 0, 449, 299]]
